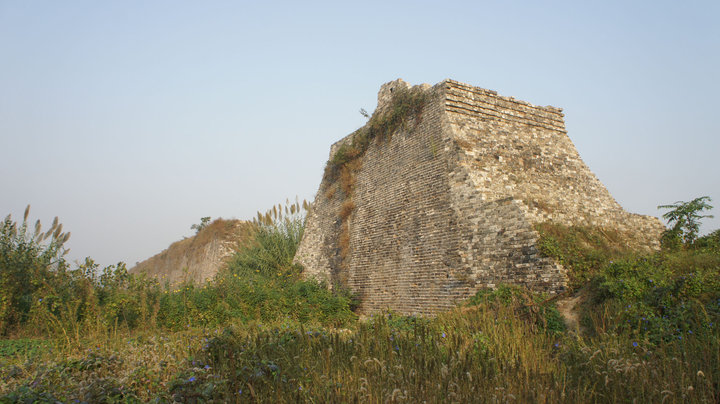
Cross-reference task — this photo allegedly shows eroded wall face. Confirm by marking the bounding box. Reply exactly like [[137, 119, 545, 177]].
[[444, 80, 664, 249], [443, 81, 571, 295], [295, 79, 663, 315], [296, 86, 471, 314], [131, 219, 249, 286], [346, 88, 467, 314]]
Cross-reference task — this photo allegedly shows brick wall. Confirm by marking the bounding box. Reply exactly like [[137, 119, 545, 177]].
[[294, 79, 664, 315]]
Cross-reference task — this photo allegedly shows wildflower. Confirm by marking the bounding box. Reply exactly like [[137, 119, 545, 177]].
[[238, 389, 243, 394], [38, 298, 43, 302], [204, 364, 211, 370], [441, 333, 446, 338], [632, 342, 638, 347], [188, 376, 196, 382], [554, 343, 560, 348]]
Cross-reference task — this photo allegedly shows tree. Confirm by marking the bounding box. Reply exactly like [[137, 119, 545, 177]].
[[658, 196, 714, 247], [191, 217, 211, 234]]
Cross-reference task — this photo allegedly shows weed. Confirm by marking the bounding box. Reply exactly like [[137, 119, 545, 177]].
[[535, 222, 637, 288], [2, 201, 719, 402]]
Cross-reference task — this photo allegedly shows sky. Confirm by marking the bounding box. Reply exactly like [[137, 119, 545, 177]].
[[1, 1, 718, 268]]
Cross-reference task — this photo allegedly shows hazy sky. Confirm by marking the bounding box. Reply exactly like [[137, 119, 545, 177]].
[[1, 1, 718, 268]]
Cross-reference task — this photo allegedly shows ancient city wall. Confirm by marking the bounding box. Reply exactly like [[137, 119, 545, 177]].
[[131, 219, 251, 286], [444, 79, 663, 247], [295, 79, 664, 315]]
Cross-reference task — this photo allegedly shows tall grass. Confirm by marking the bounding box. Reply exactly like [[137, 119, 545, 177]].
[[156, 201, 356, 330], [2, 290, 718, 402], [2, 208, 719, 402]]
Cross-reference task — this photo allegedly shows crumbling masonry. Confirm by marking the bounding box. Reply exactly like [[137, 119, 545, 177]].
[[295, 79, 664, 315]]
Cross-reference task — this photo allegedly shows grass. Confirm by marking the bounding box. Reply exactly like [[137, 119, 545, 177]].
[[2, 299, 717, 402], [534, 222, 640, 289], [155, 207, 357, 331], [2, 206, 719, 402]]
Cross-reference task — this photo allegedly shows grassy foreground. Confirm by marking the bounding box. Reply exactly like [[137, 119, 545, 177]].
[[0, 299, 717, 403], [1, 202, 719, 402]]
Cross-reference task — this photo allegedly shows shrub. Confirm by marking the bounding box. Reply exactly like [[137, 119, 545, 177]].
[[190, 216, 212, 234], [534, 222, 636, 289], [466, 284, 565, 334], [229, 214, 304, 277], [155, 201, 356, 329], [658, 196, 713, 248], [0, 206, 70, 335], [593, 246, 720, 343]]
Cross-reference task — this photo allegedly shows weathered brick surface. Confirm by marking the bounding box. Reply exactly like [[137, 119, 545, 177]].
[[131, 219, 250, 286], [295, 79, 664, 315]]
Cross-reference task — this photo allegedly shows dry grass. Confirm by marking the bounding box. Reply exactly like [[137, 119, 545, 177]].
[[338, 221, 351, 262], [325, 185, 337, 200], [339, 160, 360, 196], [2, 290, 718, 402], [339, 200, 355, 220]]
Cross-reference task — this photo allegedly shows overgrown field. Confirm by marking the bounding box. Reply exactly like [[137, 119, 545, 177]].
[[1, 200, 719, 403]]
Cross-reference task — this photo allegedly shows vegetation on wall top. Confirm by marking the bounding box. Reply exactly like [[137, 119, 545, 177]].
[[323, 85, 430, 186]]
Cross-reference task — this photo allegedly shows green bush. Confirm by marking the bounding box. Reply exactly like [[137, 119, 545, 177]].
[[229, 215, 304, 276], [96, 261, 161, 330], [0, 206, 165, 340], [594, 247, 720, 343], [0, 206, 70, 335], [467, 284, 565, 335], [658, 196, 713, 248], [534, 222, 636, 289], [155, 209, 356, 330]]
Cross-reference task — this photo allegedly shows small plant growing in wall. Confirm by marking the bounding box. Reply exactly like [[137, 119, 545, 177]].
[[191, 217, 211, 234]]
